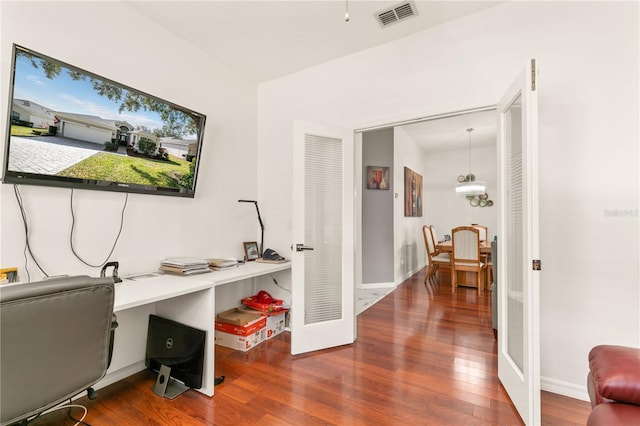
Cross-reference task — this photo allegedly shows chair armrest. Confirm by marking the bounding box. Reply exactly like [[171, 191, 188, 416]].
[[589, 345, 640, 405]]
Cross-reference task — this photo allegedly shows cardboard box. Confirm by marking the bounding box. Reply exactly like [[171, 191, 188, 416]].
[[215, 327, 266, 352], [264, 310, 287, 340], [215, 315, 266, 336], [214, 311, 267, 352], [216, 307, 262, 326], [239, 308, 288, 340]]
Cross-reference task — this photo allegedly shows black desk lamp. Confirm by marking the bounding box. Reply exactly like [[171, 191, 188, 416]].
[[238, 200, 264, 257]]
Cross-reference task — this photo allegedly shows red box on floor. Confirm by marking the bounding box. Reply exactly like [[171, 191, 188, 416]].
[[238, 308, 288, 340], [215, 315, 266, 336], [264, 310, 287, 339], [214, 328, 266, 352], [215, 309, 267, 352]]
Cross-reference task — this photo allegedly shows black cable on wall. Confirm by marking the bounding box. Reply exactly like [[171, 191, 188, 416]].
[[13, 184, 48, 281], [69, 188, 128, 268]]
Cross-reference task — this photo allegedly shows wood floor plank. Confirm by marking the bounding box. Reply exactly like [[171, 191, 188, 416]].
[[27, 268, 591, 425]]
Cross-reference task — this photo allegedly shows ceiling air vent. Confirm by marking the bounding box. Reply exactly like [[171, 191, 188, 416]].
[[375, 1, 419, 28]]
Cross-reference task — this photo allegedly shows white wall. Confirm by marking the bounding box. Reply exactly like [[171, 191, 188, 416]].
[[423, 144, 498, 241], [258, 1, 639, 399], [393, 126, 429, 283], [0, 2, 260, 279]]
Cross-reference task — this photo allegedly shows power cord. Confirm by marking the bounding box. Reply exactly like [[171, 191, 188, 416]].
[[13, 184, 48, 281], [269, 273, 291, 293], [69, 189, 128, 268], [66, 398, 91, 426], [27, 400, 89, 426]]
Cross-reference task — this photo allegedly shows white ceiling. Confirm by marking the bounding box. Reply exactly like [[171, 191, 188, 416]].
[[125, 0, 503, 153], [399, 109, 497, 153], [125, 0, 505, 83]]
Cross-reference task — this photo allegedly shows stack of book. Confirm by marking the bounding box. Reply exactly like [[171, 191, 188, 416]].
[[208, 258, 239, 271], [160, 257, 210, 275]]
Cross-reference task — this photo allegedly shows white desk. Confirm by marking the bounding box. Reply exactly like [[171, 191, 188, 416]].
[[101, 261, 291, 397]]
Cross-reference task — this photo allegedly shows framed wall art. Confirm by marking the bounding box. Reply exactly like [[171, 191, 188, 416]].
[[366, 166, 390, 190], [404, 167, 423, 217]]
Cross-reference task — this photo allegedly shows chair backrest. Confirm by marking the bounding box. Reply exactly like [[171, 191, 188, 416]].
[[0, 275, 115, 426], [471, 224, 488, 242], [429, 225, 440, 256], [429, 226, 439, 245], [422, 225, 435, 258], [452, 226, 481, 264]]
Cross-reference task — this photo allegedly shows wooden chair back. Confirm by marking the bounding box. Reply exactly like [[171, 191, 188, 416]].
[[451, 226, 486, 293], [471, 224, 488, 242], [422, 225, 436, 258], [423, 225, 451, 284], [429, 225, 441, 254], [452, 226, 481, 265]]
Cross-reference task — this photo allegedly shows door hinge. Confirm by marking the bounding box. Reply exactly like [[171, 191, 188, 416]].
[[532, 259, 541, 271], [531, 59, 536, 92]]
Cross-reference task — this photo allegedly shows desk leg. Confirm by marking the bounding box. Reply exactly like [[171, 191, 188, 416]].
[[155, 288, 216, 397]]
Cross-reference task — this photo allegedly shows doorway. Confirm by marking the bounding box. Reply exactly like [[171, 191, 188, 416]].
[[356, 106, 498, 291]]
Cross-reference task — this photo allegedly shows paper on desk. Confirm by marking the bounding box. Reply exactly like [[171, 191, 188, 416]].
[[161, 257, 209, 267], [208, 258, 238, 268]]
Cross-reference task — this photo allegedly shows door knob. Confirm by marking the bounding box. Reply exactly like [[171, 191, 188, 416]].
[[295, 244, 314, 252]]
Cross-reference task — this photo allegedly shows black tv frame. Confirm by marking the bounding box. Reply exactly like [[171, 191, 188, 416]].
[[3, 44, 206, 198]]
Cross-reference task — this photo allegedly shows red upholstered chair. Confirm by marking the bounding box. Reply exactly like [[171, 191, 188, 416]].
[[586, 345, 640, 425]]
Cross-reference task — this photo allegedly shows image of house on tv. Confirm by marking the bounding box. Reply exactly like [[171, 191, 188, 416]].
[[10, 99, 197, 160]]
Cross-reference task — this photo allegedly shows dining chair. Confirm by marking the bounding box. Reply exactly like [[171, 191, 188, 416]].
[[422, 225, 450, 283], [451, 226, 487, 294], [471, 224, 488, 242], [471, 224, 490, 282], [429, 225, 444, 255]]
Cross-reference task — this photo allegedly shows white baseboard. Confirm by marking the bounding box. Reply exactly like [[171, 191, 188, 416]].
[[359, 282, 396, 289], [95, 361, 146, 391], [397, 266, 422, 285], [541, 376, 590, 401]]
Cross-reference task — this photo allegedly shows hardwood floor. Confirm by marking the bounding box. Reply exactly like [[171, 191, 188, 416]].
[[30, 269, 590, 425]]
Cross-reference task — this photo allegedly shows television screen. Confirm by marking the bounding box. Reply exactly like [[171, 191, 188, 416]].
[[145, 314, 206, 390], [3, 45, 206, 197]]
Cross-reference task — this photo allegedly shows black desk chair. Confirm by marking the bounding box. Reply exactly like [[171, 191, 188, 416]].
[[0, 275, 117, 426]]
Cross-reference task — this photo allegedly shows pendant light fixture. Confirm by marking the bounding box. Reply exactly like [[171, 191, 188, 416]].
[[456, 128, 486, 196]]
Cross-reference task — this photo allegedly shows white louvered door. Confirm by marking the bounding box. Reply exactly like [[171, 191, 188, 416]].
[[291, 121, 355, 355], [497, 60, 540, 425]]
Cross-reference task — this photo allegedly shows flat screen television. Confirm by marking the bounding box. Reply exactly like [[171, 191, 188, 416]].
[[3, 44, 206, 197], [145, 314, 206, 398]]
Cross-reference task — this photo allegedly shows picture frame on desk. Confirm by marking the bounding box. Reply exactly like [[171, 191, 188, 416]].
[[243, 241, 259, 261]]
